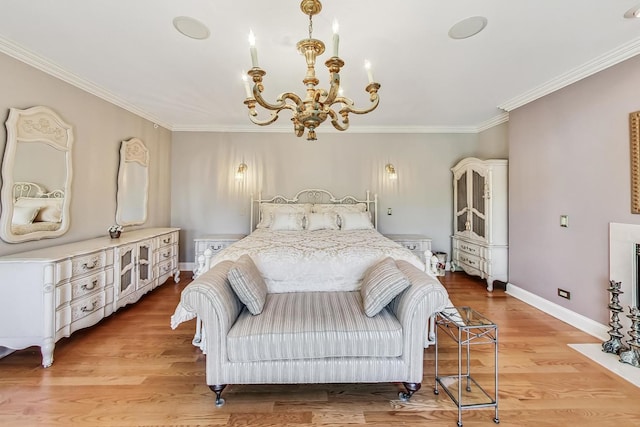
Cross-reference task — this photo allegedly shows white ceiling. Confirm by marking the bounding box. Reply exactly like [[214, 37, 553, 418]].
[[1, 1, 639, 134]]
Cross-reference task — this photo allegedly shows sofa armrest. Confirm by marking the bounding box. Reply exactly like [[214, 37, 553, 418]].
[[177, 261, 243, 372], [389, 260, 449, 379]]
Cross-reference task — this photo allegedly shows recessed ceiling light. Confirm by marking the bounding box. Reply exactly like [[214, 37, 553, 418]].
[[448, 16, 488, 40], [624, 5, 640, 18], [173, 16, 210, 40]]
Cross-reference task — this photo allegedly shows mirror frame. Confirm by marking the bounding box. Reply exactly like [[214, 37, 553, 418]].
[[631, 110, 640, 214], [115, 137, 149, 226], [0, 106, 74, 243]]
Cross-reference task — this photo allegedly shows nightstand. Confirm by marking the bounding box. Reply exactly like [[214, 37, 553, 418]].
[[193, 234, 246, 276], [384, 234, 432, 263]]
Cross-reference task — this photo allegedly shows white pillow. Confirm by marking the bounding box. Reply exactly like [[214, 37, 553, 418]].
[[270, 212, 305, 231], [12, 206, 40, 225], [15, 197, 63, 222], [340, 211, 374, 230], [306, 212, 339, 231], [256, 203, 312, 229]]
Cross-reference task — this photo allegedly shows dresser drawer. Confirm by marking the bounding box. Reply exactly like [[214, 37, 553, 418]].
[[71, 251, 110, 277], [457, 251, 482, 270], [158, 231, 178, 249], [157, 244, 176, 263], [458, 241, 481, 257], [157, 258, 176, 283]]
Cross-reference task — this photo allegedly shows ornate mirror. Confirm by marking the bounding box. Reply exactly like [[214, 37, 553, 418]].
[[0, 106, 73, 243], [115, 137, 149, 226]]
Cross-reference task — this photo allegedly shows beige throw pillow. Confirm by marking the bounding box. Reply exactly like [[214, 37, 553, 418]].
[[227, 255, 268, 315], [360, 257, 410, 317]]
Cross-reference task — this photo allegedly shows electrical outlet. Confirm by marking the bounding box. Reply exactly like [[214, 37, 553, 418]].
[[557, 288, 571, 299]]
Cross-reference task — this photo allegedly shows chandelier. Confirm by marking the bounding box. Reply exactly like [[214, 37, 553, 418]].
[[242, 0, 381, 141]]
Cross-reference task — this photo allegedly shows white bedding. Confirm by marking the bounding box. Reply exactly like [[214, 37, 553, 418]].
[[209, 228, 432, 293]]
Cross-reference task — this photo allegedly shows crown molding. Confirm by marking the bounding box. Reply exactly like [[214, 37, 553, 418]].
[[476, 112, 509, 132], [171, 123, 492, 134], [498, 36, 640, 112], [0, 35, 171, 130]]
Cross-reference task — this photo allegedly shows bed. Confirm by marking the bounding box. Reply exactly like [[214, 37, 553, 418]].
[[11, 182, 64, 235], [197, 189, 432, 290]]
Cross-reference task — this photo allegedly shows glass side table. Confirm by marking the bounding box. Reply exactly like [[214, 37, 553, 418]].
[[434, 306, 499, 427]]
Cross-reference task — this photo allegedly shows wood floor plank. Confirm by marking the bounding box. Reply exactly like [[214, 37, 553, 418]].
[[2, 271, 640, 426]]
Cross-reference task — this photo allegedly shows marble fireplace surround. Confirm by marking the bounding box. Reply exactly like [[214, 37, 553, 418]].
[[569, 223, 640, 387]]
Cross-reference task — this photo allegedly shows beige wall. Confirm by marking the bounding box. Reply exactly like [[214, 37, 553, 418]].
[[171, 125, 508, 264], [0, 52, 172, 256], [509, 54, 640, 324]]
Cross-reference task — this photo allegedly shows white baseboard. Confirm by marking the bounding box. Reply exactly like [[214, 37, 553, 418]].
[[506, 282, 609, 341], [180, 262, 195, 273]]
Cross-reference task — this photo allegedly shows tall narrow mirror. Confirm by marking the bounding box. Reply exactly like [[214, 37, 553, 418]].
[[116, 137, 149, 226], [0, 106, 73, 243]]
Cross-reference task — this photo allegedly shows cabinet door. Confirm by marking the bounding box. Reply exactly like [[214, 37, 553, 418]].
[[469, 169, 487, 240], [454, 171, 468, 234], [118, 244, 136, 298], [137, 241, 153, 289]]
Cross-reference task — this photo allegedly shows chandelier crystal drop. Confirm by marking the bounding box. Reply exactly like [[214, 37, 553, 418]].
[[243, 0, 381, 141]]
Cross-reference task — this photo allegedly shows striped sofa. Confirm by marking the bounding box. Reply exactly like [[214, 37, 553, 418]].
[[175, 259, 449, 406]]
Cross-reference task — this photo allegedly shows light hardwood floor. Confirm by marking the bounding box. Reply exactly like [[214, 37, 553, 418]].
[[1, 272, 640, 426]]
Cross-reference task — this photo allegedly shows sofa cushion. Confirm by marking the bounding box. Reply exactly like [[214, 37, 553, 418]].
[[360, 257, 411, 317], [227, 291, 403, 362], [227, 255, 268, 315]]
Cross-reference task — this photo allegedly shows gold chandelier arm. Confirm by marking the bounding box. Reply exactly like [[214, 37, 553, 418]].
[[337, 83, 381, 115], [327, 108, 349, 132]]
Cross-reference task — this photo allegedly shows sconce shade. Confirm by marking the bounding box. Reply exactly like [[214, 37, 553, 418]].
[[235, 163, 248, 180], [385, 163, 397, 180]]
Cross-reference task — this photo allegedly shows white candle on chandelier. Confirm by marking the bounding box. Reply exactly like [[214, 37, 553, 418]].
[[364, 60, 374, 83], [242, 73, 252, 98], [248, 30, 259, 68], [332, 19, 339, 57]]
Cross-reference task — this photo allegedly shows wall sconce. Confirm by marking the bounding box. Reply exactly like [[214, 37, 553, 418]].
[[235, 163, 248, 181], [385, 163, 397, 180]]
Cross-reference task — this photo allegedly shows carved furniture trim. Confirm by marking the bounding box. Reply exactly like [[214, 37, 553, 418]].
[[631, 111, 640, 214]]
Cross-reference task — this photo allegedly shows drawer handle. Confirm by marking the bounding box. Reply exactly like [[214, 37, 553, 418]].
[[210, 244, 222, 250], [163, 265, 171, 273], [407, 244, 417, 250], [82, 261, 97, 270], [163, 252, 171, 258], [81, 280, 98, 291], [163, 238, 171, 244], [80, 301, 97, 313]]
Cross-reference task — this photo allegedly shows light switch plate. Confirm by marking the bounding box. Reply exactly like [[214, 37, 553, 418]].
[[560, 215, 569, 227]]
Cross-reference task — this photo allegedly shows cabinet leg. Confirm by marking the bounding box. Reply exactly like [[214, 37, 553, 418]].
[[174, 270, 181, 283], [41, 339, 55, 368], [486, 277, 494, 292]]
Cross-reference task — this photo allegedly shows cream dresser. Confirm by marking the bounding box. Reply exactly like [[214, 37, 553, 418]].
[[0, 227, 179, 367], [451, 157, 508, 291]]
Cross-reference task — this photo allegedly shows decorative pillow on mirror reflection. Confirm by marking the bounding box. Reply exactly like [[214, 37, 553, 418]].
[[14, 197, 63, 223], [12, 205, 40, 225]]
